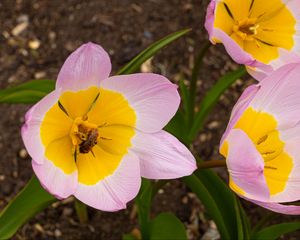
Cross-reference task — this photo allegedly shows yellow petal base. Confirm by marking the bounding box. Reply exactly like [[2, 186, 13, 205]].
[[40, 87, 136, 185]]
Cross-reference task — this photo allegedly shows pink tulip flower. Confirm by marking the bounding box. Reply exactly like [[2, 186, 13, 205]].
[[205, 0, 300, 80], [21, 43, 196, 211], [220, 63, 300, 214]]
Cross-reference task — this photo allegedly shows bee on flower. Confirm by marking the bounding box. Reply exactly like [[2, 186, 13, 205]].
[[220, 63, 300, 214], [205, 0, 300, 80], [21, 43, 196, 211]]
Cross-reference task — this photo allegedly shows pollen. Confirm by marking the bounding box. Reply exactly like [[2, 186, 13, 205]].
[[70, 116, 99, 154], [232, 18, 259, 41]]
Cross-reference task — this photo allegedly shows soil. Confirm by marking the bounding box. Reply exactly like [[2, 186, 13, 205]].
[[0, 0, 299, 239]]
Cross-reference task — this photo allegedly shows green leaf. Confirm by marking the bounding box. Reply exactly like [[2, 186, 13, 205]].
[[253, 222, 300, 240], [149, 213, 187, 240], [164, 111, 187, 143], [0, 176, 56, 239], [188, 40, 210, 127], [0, 80, 55, 104], [117, 29, 191, 75], [136, 179, 153, 240], [188, 66, 247, 142], [179, 78, 190, 114], [184, 168, 246, 240], [234, 198, 251, 240], [122, 234, 138, 240]]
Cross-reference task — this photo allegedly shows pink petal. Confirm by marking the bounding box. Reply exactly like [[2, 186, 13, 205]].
[[212, 28, 257, 67], [249, 198, 300, 215], [74, 151, 141, 211], [32, 159, 78, 199], [251, 63, 300, 129], [226, 129, 270, 202], [204, 0, 216, 40], [100, 73, 180, 133], [132, 130, 196, 179], [268, 127, 300, 203], [220, 84, 260, 146], [56, 42, 111, 92], [21, 90, 61, 164]]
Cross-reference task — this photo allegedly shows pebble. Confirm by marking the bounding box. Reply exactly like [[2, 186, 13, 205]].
[[54, 229, 62, 238], [207, 121, 220, 130], [12, 22, 28, 36], [34, 71, 46, 79], [182, 196, 188, 204], [158, 189, 164, 194], [12, 171, 18, 178], [131, 3, 143, 13], [48, 31, 56, 40], [62, 207, 73, 217], [28, 39, 41, 50], [34, 223, 44, 233], [141, 58, 153, 73], [19, 148, 28, 159]]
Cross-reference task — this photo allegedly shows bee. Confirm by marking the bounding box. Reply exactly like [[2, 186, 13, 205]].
[[79, 128, 99, 154]]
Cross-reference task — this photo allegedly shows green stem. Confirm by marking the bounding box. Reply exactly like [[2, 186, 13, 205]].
[[74, 199, 88, 224], [188, 41, 211, 126], [197, 160, 227, 169]]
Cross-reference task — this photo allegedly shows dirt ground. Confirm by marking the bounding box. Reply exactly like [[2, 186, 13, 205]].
[[0, 0, 299, 239]]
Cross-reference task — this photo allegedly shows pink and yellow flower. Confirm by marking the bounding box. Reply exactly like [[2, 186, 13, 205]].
[[220, 63, 300, 214], [21, 43, 196, 211], [205, 0, 300, 80]]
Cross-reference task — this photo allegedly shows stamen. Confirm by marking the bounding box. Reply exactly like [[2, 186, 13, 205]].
[[58, 100, 69, 117]]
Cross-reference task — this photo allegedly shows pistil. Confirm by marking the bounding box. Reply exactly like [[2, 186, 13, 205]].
[[232, 18, 259, 41]]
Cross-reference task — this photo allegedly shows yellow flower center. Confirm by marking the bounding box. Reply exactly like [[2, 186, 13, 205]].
[[221, 107, 293, 196], [70, 116, 100, 156], [40, 86, 136, 185], [233, 18, 259, 41]]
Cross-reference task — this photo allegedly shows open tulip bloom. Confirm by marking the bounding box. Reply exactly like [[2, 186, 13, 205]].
[[205, 0, 300, 80], [21, 43, 196, 211], [220, 63, 300, 214]]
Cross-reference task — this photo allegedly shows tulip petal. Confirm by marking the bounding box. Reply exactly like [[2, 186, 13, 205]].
[[267, 127, 300, 202], [213, 28, 257, 66], [251, 63, 300, 129], [100, 73, 180, 133], [32, 159, 78, 199], [56, 42, 111, 92], [226, 129, 270, 202], [204, 0, 216, 39], [132, 130, 196, 179], [249, 199, 300, 215], [74, 151, 141, 211], [21, 90, 66, 164], [220, 84, 260, 146]]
